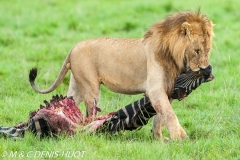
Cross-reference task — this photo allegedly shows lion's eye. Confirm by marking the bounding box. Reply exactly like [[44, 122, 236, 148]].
[[195, 49, 201, 55]]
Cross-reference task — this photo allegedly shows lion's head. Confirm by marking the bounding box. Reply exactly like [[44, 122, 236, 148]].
[[180, 14, 214, 71], [143, 11, 214, 94], [144, 10, 214, 72]]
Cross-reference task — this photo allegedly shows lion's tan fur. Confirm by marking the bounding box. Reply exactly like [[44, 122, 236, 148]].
[[30, 11, 214, 140], [143, 11, 213, 95]]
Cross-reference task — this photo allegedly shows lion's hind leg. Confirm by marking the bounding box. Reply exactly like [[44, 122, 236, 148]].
[[67, 73, 101, 117], [67, 74, 83, 105], [83, 91, 100, 117]]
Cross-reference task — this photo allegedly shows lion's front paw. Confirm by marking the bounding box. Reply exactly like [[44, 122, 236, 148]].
[[170, 126, 188, 140]]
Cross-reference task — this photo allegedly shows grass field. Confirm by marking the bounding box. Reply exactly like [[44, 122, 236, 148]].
[[0, 0, 239, 159]]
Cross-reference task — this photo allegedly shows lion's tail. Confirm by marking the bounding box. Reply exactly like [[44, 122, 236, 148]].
[[29, 51, 71, 94]]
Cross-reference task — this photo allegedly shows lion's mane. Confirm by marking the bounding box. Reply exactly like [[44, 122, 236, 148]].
[[143, 11, 214, 95]]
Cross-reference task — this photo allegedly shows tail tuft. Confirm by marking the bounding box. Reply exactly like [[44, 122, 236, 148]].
[[29, 68, 38, 83]]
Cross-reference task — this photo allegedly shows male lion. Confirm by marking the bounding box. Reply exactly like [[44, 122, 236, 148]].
[[29, 11, 214, 140]]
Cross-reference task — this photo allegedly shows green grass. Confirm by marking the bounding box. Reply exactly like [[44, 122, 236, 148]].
[[0, 0, 239, 159]]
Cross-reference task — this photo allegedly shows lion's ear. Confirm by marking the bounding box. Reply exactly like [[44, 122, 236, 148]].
[[181, 22, 192, 38]]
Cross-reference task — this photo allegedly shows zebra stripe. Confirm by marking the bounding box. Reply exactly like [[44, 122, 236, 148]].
[[103, 67, 213, 132], [0, 66, 213, 137]]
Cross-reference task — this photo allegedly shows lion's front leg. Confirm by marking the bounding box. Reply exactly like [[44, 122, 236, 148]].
[[152, 98, 186, 140], [146, 62, 187, 140], [152, 114, 164, 139], [149, 90, 187, 140]]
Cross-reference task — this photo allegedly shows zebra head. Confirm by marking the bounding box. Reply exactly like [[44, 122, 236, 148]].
[[172, 65, 214, 101]]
